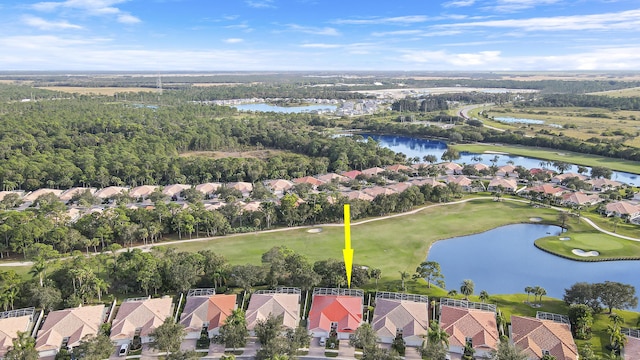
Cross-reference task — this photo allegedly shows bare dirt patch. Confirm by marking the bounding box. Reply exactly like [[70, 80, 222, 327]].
[[179, 149, 286, 159], [36, 86, 160, 95]]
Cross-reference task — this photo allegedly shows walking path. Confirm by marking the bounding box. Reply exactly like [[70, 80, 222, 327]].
[[1, 197, 638, 267]]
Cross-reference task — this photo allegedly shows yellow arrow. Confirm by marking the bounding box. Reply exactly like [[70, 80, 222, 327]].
[[343, 204, 353, 288]]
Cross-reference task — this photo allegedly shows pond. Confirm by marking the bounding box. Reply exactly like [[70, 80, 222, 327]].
[[234, 103, 337, 113], [427, 224, 640, 309], [494, 116, 562, 128], [361, 133, 639, 186]]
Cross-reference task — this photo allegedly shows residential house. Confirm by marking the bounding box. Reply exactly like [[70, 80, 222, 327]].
[[439, 300, 499, 359], [316, 173, 348, 184], [624, 329, 640, 360], [442, 175, 474, 192], [386, 164, 411, 173], [510, 314, 578, 360], [361, 167, 386, 177], [551, 173, 587, 185], [0, 190, 24, 202], [180, 289, 236, 339], [560, 191, 602, 207], [363, 186, 397, 198], [587, 178, 623, 192], [409, 178, 445, 188], [246, 288, 301, 334], [128, 185, 159, 200], [487, 178, 518, 193], [371, 292, 429, 347], [386, 182, 412, 193], [23, 188, 64, 203], [58, 187, 97, 203], [110, 297, 173, 345], [293, 176, 325, 189], [439, 162, 463, 175], [308, 288, 364, 340], [162, 184, 191, 200], [525, 184, 567, 198], [227, 182, 254, 197], [35, 305, 106, 357], [342, 170, 362, 180], [496, 164, 518, 178], [195, 183, 222, 197], [472, 163, 490, 172], [93, 186, 129, 200], [343, 191, 374, 202], [265, 179, 294, 196], [604, 201, 640, 220], [0, 308, 36, 358]]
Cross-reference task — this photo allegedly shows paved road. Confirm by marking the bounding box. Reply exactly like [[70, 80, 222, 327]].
[[1, 197, 637, 267]]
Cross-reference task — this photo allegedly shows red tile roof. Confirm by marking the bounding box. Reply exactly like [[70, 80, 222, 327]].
[[342, 170, 362, 180], [439, 306, 499, 352], [308, 295, 363, 334]]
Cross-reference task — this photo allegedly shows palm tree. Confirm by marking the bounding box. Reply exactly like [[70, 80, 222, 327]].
[[534, 286, 547, 306], [460, 279, 475, 300], [479, 290, 489, 303], [490, 340, 527, 360], [496, 310, 507, 337], [427, 320, 449, 348], [29, 260, 47, 287], [524, 286, 534, 303], [399, 271, 409, 291], [447, 289, 458, 297]]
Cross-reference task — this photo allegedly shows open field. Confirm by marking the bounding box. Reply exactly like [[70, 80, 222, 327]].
[[451, 143, 640, 174], [588, 87, 640, 97], [178, 149, 287, 159], [35, 86, 161, 95], [482, 106, 640, 148]]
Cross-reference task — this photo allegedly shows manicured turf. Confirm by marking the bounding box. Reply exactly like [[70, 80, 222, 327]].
[[451, 143, 640, 174]]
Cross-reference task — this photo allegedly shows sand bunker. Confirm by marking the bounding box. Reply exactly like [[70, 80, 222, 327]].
[[572, 249, 600, 257], [529, 217, 542, 222], [559, 237, 570, 241], [307, 228, 323, 233]]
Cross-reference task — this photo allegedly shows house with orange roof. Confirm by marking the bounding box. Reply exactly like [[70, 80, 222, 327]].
[[35, 305, 106, 357], [23, 188, 64, 203], [162, 184, 191, 199], [439, 162, 463, 175], [110, 296, 173, 345], [308, 288, 364, 340], [246, 288, 301, 334], [241, 201, 262, 212], [551, 173, 587, 185], [227, 182, 254, 196], [129, 185, 159, 200], [386, 182, 412, 193], [93, 186, 129, 200], [588, 178, 623, 192], [0, 308, 36, 358], [510, 314, 578, 360], [409, 178, 445, 188], [441, 175, 474, 192], [386, 164, 411, 173], [473, 163, 490, 172], [195, 183, 222, 196], [342, 170, 362, 180], [496, 164, 518, 178], [487, 178, 518, 193], [439, 300, 499, 359], [560, 191, 602, 207], [180, 289, 236, 339], [524, 184, 567, 199], [59, 187, 97, 203], [361, 167, 386, 177], [372, 292, 429, 347]]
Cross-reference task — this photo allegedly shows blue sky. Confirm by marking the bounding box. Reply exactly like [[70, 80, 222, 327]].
[[1, 0, 639, 71]]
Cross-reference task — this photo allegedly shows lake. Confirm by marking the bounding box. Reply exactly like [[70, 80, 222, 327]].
[[494, 116, 563, 128], [234, 103, 337, 113], [361, 133, 639, 186], [427, 224, 640, 309]]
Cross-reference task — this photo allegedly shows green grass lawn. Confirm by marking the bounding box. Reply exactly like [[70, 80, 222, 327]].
[[451, 143, 640, 174], [161, 199, 560, 281]]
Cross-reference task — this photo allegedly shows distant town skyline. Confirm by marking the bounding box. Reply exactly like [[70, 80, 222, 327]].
[[1, 0, 639, 71]]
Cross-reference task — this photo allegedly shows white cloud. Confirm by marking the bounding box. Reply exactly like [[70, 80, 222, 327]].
[[299, 43, 342, 48], [371, 30, 424, 37], [436, 9, 640, 32], [400, 49, 502, 67], [224, 38, 244, 43], [488, 0, 561, 12], [22, 15, 83, 30], [31, 0, 140, 24], [443, 0, 476, 7], [333, 15, 429, 25], [245, 0, 275, 8], [286, 24, 340, 36]]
